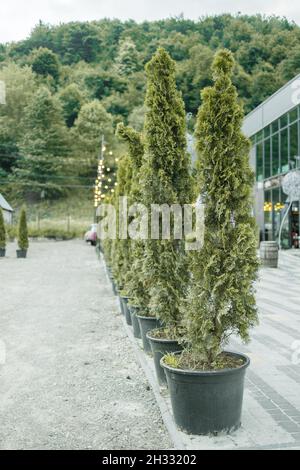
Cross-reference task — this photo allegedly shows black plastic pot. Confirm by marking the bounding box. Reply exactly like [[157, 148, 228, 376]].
[[118, 295, 125, 315], [121, 296, 132, 325], [0, 248, 5, 257], [136, 315, 162, 353], [110, 279, 118, 296], [16, 249, 27, 258], [161, 351, 250, 435], [128, 306, 141, 339], [146, 329, 183, 386]]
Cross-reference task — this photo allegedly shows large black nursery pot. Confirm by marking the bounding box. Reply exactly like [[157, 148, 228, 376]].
[[0, 248, 5, 257], [110, 278, 117, 296], [108, 272, 117, 296], [161, 351, 250, 435], [16, 249, 27, 258], [128, 305, 141, 339], [136, 315, 162, 353], [147, 328, 183, 386], [121, 296, 132, 325]]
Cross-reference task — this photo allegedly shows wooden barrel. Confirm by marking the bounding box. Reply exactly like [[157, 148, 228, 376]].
[[259, 241, 279, 268]]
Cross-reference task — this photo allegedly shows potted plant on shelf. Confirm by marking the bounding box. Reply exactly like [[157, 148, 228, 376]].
[[0, 209, 6, 257], [140, 47, 193, 374], [17, 206, 29, 258], [161, 49, 259, 434]]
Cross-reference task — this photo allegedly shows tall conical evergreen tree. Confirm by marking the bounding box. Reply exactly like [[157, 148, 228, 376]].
[[116, 123, 149, 307], [183, 49, 259, 365], [141, 48, 193, 332], [18, 206, 29, 251], [0, 209, 6, 250], [16, 87, 70, 198], [110, 152, 133, 288], [114, 37, 140, 76]]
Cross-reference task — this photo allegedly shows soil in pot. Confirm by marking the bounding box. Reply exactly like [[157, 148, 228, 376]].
[[146, 328, 183, 386], [16, 249, 27, 258], [0, 248, 5, 257], [128, 305, 141, 339], [161, 351, 250, 435], [136, 315, 162, 353]]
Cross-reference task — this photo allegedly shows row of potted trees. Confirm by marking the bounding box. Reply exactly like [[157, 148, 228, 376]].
[[0, 206, 29, 258], [98, 47, 258, 435]]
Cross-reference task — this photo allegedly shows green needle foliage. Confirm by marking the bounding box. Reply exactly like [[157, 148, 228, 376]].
[[141, 48, 193, 330], [184, 49, 259, 365], [111, 150, 133, 289], [18, 206, 29, 251], [0, 209, 6, 250], [116, 123, 149, 308]]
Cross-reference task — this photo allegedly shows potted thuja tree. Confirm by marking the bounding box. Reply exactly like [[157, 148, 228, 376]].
[[17, 206, 29, 258], [116, 123, 146, 337], [161, 50, 259, 433], [140, 48, 193, 378], [0, 209, 6, 257], [110, 152, 134, 324]]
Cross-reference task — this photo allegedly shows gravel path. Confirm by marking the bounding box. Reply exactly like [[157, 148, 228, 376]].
[[0, 240, 171, 450]]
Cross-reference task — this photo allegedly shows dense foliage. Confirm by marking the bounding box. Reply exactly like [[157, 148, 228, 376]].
[[140, 48, 193, 330], [183, 49, 259, 365], [1, 14, 300, 203]]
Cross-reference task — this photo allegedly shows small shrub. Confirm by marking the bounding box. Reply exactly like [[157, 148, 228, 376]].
[[18, 207, 29, 250], [6, 224, 17, 241], [0, 209, 6, 249]]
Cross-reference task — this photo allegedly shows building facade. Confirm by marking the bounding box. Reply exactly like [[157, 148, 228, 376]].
[[243, 74, 300, 249], [0, 193, 13, 224]]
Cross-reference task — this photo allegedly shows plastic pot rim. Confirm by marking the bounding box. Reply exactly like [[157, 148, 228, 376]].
[[160, 350, 250, 377], [146, 327, 181, 345]]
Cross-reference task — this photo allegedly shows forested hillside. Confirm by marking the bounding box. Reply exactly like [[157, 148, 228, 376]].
[[1, 14, 300, 204]]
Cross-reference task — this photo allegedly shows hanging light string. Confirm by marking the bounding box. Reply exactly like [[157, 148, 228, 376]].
[[94, 144, 118, 208]]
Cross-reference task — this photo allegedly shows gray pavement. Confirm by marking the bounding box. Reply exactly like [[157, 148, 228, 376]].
[[1, 241, 300, 450], [0, 241, 171, 450]]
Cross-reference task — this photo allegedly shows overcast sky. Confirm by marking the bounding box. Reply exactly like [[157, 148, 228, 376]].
[[1, 0, 300, 43]]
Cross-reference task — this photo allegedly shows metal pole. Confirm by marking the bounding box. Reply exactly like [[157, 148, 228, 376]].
[[278, 200, 293, 250]]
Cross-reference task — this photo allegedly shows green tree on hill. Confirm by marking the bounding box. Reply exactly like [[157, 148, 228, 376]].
[[31, 47, 60, 81], [15, 87, 70, 198]]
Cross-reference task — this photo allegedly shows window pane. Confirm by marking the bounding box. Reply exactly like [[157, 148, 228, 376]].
[[264, 126, 270, 138], [271, 120, 279, 133], [272, 133, 280, 175], [290, 122, 299, 169], [256, 130, 263, 142], [280, 113, 288, 128], [264, 190, 273, 240], [264, 138, 271, 178], [256, 143, 263, 181], [280, 128, 289, 173], [289, 107, 298, 123]]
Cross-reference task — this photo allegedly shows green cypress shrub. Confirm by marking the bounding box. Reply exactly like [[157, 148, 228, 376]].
[[116, 123, 149, 308], [111, 152, 133, 289], [182, 49, 259, 367], [0, 209, 6, 250], [18, 207, 29, 250], [140, 48, 193, 333]]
